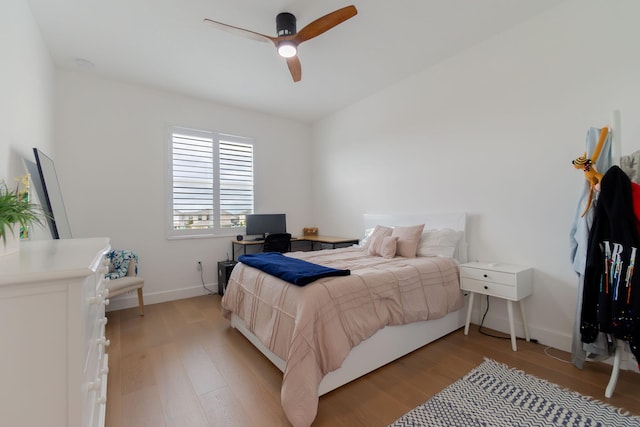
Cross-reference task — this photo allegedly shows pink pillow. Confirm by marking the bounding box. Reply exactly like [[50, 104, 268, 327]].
[[378, 236, 398, 258], [368, 235, 398, 258], [391, 224, 425, 258], [363, 225, 392, 250]]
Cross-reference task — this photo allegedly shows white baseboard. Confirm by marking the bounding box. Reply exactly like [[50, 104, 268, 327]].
[[467, 304, 572, 352], [472, 308, 639, 374], [105, 283, 218, 312]]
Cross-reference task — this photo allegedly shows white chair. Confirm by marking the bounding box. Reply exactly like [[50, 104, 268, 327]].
[[105, 258, 145, 316]]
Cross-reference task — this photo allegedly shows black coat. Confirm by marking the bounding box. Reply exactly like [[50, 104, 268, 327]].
[[581, 165, 640, 361]]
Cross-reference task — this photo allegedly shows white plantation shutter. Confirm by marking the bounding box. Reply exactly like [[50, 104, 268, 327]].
[[219, 138, 253, 228], [171, 130, 215, 231], [168, 127, 254, 237]]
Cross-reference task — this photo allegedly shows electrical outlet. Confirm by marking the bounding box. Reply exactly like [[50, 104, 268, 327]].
[[196, 260, 202, 271]]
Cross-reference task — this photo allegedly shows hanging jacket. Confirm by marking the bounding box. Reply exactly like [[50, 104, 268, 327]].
[[581, 166, 640, 361]]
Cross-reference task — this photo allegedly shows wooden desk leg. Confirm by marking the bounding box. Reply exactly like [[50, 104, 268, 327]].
[[518, 299, 530, 342], [464, 292, 475, 335], [507, 300, 517, 351]]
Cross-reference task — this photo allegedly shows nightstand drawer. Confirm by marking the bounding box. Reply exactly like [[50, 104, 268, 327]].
[[460, 267, 516, 286], [461, 277, 519, 300]]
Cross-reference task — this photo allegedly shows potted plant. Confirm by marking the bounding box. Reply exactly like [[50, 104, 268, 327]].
[[0, 179, 47, 255]]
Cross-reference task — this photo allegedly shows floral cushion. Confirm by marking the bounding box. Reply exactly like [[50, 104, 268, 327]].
[[105, 249, 138, 279]]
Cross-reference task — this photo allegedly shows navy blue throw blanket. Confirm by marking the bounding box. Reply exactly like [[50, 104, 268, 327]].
[[238, 252, 350, 286]]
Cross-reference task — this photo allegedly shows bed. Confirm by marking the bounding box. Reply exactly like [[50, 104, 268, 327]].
[[221, 212, 469, 427]]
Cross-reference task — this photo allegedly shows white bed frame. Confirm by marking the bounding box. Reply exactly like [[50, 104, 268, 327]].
[[230, 212, 469, 396]]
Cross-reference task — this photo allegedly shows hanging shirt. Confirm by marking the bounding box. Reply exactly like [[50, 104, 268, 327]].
[[570, 127, 613, 274], [581, 166, 640, 362]]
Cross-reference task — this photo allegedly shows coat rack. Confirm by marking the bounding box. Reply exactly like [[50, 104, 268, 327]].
[[604, 110, 625, 398]]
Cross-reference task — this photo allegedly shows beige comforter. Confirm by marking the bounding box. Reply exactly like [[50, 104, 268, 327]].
[[221, 247, 464, 427]]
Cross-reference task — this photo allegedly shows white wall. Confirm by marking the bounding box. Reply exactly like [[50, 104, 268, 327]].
[[0, 0, 53, 187], [24, 0, 640, 353], [55, 70, 312, 308], [311, 0, 640, 351]]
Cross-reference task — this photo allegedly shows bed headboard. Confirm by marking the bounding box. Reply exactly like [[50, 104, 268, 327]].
[[363, 212, 468, 263]]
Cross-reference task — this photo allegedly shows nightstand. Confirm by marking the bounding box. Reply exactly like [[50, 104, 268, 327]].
[[460, 261, 533, 351]]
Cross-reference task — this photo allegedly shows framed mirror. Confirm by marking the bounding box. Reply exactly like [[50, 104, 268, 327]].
[[30, 148, 72, 239]]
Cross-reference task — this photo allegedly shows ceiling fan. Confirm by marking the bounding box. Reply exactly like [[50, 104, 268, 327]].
[[204, 5, 357, 82]]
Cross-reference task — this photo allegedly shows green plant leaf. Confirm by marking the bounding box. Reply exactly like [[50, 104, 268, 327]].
[[0, 181, 48, 246]]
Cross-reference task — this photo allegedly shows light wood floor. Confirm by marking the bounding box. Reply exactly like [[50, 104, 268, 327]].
[[104, 295, 640, 427]]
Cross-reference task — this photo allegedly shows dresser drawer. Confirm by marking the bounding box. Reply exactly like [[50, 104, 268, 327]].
[[84, 256, 109, 352], [461, 277, 519, 299], [86, 350, 108, 427], [95, 354, 109, 427], [84, 283, 108, 361], [84, 318, 109, 427], [460, 266, 517, 286]]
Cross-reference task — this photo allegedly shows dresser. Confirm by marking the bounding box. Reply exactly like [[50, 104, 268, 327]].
[[460, 261, 533, 351], [0, 238, 111, 427]]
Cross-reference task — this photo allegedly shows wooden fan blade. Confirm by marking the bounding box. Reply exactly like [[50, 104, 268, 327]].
[[286, 56, 302, 82], [203, 18, 277, 45], [293, 5, 357, 44]]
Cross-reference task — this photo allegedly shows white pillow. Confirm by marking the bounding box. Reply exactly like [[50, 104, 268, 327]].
[[360, 227, 375, 248], [417, 228, 463, 258]]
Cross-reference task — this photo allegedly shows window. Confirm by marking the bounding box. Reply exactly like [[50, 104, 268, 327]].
[[168, 126, 254, 238]]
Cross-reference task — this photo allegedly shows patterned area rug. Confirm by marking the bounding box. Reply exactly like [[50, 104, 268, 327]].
[[389, 358, 640, 427]]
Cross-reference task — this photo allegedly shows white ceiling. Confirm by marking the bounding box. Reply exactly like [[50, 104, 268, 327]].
[[26, 0, 565, 124]]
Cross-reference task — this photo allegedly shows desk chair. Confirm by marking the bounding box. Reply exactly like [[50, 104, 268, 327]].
[[263, 233, 292, 253], [105, 251, 145, 316]]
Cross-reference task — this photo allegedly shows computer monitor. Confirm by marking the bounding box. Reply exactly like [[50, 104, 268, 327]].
[[245, 214, 286, 239]]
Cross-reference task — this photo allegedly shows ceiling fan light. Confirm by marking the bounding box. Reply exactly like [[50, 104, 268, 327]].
[[278, 41, 297, 58]]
